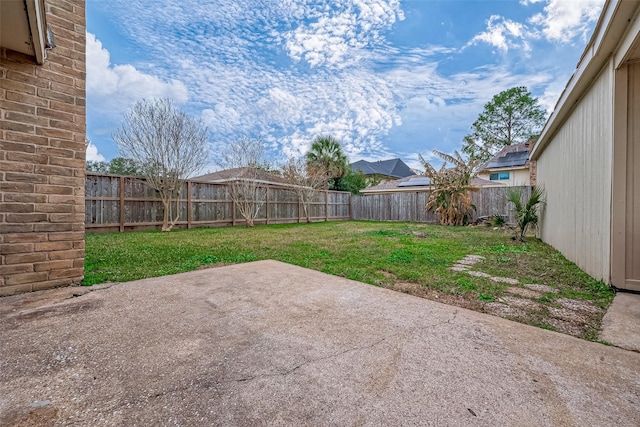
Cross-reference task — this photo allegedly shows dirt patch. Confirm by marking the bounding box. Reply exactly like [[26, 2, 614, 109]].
[[545, 318, 587, 337], [524, 284, 559, 294], [556, 298, 602, 314], [392, 282, 483, 311], [506, 287, 542, 299], [484, 302, 527, 318]]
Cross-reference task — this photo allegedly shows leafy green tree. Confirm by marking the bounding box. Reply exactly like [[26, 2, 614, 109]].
[[86, 157, 143, 175], [334, 167, 368, 194], [86, 160, 109, 173], [462, 86, 546, 163], [305, 135, 348, 190], [508, 185, 545, 242]]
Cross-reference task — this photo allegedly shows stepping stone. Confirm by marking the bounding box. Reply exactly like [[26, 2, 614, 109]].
[[524, 284, 560, 294]]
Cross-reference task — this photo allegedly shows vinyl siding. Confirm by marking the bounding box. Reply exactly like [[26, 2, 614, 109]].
[[536, 63, 613, 282]]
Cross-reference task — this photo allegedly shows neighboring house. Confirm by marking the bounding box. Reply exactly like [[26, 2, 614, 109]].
[[361, 174, 502, 194], [193, 167, 289, 186], [1, 0, 87, 295], [530, 0, 640, 291], [351, 158, 414, 184], [476, 143, 534, 186]]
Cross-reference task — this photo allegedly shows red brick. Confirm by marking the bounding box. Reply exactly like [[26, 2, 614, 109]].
[[4, 193, 47, 203], [0, 224, 35, 233], [34, 223, 73, 232], [35, 126, 74, 140], [49, 249, 84, 260], [5, 172, 48, 183], [49, 267, 84, 280], [47, 195, 84, 205], [36, 146, 74, 158], [0, 243, 34, 255], [34, 164, 74, 177], [35, 241, 74, 252], [0, 263, 34, 275], [5, 252, 47, 264], [35, 204, 74, 213], [0, 284, 33, 296], [0, 203, 34, 213], [5, 130, 50, 145], [49, 175, 83, 186], [36, 107, 74, 122], [0, 141, 36, 153], [34, 260, 74, 272], [6, 272, 49, 286], [5, 213, 48, 223], [32, 278, 76, 291], [6, 90, 49, 107], [6, 152, 48, 164], [49, 213, 84, 223], [3, 233, 47, 243], [0, 79, 36, 95], [0, 99, 36, 114], [0, 121, 35, 133], [4, 111, 49, 126], [35, 68, 75, 86], [34, 184, 73, 195], [0, 182, 34, 193], [0, 161, 35, 173], [51, 157, 84, 168], [48, 232, 84, 241]]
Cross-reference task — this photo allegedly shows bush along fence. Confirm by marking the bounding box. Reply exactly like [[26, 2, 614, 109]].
[[85, 173, 351, 232], [350, 186, 532, 224], [85, 173, 530, 232]]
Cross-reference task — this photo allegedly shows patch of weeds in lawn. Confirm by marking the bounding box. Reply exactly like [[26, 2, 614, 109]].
[[535, 294, 555, 304], [362, 229, 405, 238], [495, 257, 512, 263], [387, 249, 413, 264], [457, 278, 477, 292], [478, 294, 495, 302]]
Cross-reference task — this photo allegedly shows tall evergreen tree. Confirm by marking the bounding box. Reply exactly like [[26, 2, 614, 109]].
[[462, 86, 546, 163]]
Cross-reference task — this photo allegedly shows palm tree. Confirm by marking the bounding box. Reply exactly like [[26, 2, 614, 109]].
[[420, 150, 479, 226], [305, 135, 348, 189], [508, 185, 545, 242]]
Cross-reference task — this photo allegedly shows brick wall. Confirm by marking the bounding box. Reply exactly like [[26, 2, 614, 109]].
[[0, 0, 86, 295]]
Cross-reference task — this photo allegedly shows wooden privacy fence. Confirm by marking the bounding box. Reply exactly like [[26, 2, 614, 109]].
[[351, 186, 531, 224], [85, 173, 351, 232]]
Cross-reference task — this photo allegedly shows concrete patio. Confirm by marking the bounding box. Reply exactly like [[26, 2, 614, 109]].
[[1, 260, 639, 426]]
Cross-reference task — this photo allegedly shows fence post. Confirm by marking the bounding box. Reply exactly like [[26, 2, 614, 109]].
[[187, 181, 192, 229], [265, 186, 270, 225], [325, 191, 329, 221], [119, 176, 125, 232]]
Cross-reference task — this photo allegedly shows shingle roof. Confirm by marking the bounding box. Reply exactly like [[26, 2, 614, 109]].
[[362, 174, 503, 193], [192, 167, 289, 185], [478, 143, 530, 171], [350, 158, 414, 179]]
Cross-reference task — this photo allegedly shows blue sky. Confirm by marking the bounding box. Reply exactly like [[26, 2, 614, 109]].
[[86, 0, 604, 171]]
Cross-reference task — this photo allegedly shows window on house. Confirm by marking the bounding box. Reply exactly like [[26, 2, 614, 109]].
[[489, 172, 510, 180]]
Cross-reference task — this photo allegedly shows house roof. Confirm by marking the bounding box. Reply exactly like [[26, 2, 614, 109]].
[[531, 0, 640, 160], [192, 167, 289, 186], [361, 174, 504, 194], [351, 158, 414, 179], [478, 143, 530, 171]]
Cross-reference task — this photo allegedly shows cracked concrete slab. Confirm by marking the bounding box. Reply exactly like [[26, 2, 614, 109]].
[[1, 260, 639, 426]]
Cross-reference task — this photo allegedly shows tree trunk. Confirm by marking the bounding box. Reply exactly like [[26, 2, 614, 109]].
[[161, 199, 172, 232]]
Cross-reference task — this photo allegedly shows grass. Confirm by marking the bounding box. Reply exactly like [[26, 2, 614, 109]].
[[84, 221, 614, 340]]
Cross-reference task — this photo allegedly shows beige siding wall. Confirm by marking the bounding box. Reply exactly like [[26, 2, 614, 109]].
[[537, 63, 613, 282], [477, 167, 530, 186]]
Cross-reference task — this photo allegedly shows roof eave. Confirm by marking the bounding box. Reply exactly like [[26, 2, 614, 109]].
[[531, 0, 639, 160]]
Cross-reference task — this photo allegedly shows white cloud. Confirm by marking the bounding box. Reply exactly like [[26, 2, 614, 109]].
[[529, 0, 603, 42], [86, 33, 189, 117], [85, 141, 105, 162], [468, 15, 530, 52]]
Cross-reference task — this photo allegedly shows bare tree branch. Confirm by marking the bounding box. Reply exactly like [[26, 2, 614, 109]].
[[113, 98, 209, 231]]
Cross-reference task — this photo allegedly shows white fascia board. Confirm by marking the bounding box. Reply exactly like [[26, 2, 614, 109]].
[[530, 0, 639, 161], [24, 0, 48, 64]]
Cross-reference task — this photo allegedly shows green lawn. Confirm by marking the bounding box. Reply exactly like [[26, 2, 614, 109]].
[[84, 221, 614, 340]]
